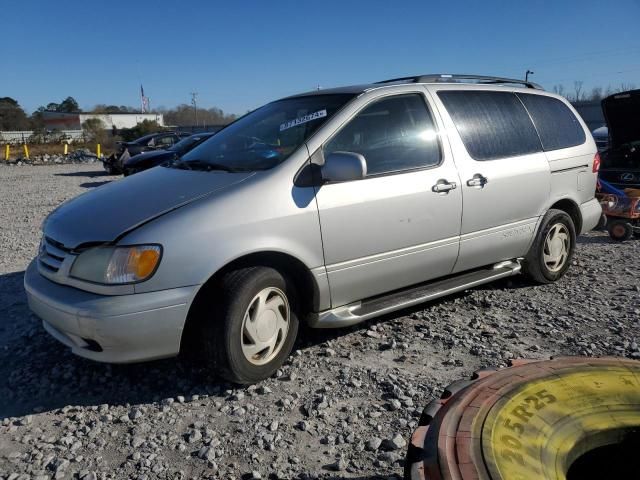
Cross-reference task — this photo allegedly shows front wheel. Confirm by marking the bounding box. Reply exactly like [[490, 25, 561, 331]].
[[523, 209, 576, 284], [200, 267, 299, 384]]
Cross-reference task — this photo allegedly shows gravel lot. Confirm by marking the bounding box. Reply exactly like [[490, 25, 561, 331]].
[[0, 163, 639, 480]]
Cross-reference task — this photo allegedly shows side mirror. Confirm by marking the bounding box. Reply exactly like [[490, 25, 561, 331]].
[[321, 151, 367, 183]]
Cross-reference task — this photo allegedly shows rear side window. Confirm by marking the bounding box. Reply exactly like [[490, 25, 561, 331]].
[[438, 91, 542, 161], [324, 94, 441, 176], [517, 93, 586, 151]]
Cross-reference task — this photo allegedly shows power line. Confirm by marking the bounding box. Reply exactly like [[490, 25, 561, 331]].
[[528, 45, 640, 69], [535, 65, 640, 85]]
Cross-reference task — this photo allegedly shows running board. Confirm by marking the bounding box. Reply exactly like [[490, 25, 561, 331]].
[[309, 260, 521, 328]]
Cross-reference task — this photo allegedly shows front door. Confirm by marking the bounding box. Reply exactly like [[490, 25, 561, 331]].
[[313, 92, 463, 307]]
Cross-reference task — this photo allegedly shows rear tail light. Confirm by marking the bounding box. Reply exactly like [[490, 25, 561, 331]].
[[592, 152, 601, 173]]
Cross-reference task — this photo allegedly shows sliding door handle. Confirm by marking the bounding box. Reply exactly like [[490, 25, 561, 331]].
[[467, 174, 488, 188]]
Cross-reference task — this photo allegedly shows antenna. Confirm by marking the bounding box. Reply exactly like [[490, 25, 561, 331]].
[[190, 92, 198, 127]]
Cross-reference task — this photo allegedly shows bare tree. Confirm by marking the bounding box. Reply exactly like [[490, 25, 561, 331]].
[[573, 81, 584, 102], [604, 85, 616, 97], [589, 87, 603, 101], [553, 84, 566, 97]]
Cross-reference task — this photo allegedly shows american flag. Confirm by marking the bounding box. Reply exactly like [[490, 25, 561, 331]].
[[140, 84, 150, 113]]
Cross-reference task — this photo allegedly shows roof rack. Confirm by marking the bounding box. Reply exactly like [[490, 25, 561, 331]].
[[375, 74, 543, 90]]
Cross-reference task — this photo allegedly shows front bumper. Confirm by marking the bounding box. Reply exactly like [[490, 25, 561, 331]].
[[24, 260, 198, 363], [579, 198, 603, 234]]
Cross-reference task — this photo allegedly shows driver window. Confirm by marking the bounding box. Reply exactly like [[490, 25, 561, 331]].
[[324, 94, 441, 176]]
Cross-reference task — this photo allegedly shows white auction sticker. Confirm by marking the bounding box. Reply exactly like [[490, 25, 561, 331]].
[[280, 109, 327, 131]]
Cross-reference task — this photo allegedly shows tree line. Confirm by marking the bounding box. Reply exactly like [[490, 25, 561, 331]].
[[552, 82, 636, 103], [0, 96, 237, 131]]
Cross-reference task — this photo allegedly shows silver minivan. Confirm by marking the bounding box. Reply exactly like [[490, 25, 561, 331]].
[[25, 74, 602, 383]]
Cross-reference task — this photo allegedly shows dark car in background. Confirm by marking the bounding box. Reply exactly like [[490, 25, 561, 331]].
[[123, 132, 216, 176], [103, 131, 191, 174], [592, 126, 609, 151], [599, 89, 640, 189]]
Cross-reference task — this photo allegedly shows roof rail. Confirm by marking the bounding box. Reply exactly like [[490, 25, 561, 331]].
[[375, 74, 543, 90]]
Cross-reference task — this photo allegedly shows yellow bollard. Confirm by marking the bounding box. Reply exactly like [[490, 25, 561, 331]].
[[4, 144, 9, 162], [64, 143, 68, 155], [96, 144, 101, 158], [23, 144, 29, 159]]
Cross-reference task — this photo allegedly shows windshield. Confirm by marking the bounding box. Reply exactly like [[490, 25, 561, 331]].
[[169, 94, 355, 171], [168, 134, 212, 153], [133, 133, 158, 145]]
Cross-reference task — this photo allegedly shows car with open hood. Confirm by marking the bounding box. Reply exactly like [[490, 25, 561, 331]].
[[122, 132, 216, 176], [102, 131, 191, 174], [598, 89, 640, 189], [25, 74, 601, 384]]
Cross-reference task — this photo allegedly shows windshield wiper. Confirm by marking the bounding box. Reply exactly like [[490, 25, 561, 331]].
[[169, 159, 243, 172]]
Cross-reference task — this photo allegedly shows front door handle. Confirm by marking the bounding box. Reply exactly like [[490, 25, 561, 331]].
[[467, 174, 488, 188], [432, 179, 457, 193]]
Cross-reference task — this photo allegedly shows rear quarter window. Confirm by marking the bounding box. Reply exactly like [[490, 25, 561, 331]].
[[517, 93, 586, 151], [438, 90, 542, 161]]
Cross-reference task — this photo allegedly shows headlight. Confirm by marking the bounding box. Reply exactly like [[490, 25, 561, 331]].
[[70, 244, 162, 285]]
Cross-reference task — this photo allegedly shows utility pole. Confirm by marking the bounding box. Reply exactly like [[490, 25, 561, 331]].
[[525, 70, 534, 82], [190, 92, 198, 128]]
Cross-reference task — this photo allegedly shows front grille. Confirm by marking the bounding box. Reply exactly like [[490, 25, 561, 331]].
[[39, 236, 72, 273]]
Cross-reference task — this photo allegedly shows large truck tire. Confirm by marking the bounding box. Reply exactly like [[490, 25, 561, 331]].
[[405, 357, 640, 480]]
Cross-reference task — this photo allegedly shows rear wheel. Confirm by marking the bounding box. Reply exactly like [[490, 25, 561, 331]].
[[524, 209, 576, 284], [199, 267, 299, 384], [608, 219, 633, 242]]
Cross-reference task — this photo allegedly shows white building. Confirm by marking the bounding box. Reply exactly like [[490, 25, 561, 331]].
[[42, 112, 164, 130]]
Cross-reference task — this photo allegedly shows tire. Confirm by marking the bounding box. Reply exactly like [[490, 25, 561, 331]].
[[523, 209, 576, 284], [595, 213, 607, 231], [199, 267, 299, 384], [608, 219, 633, 242], [405, 357, 640, 480]]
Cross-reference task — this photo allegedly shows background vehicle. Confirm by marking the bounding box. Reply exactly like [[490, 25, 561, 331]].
[[596, 179, 640, 241], [102, 131, 190, 174], [598, 89, 640, 189], [25, 74, 601, 384], [123, 132, 215, 176], [592, 126, 609, 151]]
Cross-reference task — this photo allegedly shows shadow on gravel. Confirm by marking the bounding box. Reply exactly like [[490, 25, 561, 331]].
[[0, 267, 470, 419], [577, 235, 615, 245], [324, 477, 401, 480], [0, 266, 523, 420], [0, 270, 230, 419], [80, 180, 111, 188], [54, 170, 110, 178]]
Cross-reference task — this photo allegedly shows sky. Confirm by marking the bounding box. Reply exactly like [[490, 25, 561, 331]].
[[2, 0, 640, 115]]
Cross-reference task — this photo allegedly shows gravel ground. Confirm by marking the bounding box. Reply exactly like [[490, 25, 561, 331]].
[[0, 163, 639, 480]]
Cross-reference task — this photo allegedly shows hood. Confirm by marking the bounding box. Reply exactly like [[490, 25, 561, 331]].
[[44, 166, 255, 249], [602, 89, 640, 149], [125, 150, 174, 166]]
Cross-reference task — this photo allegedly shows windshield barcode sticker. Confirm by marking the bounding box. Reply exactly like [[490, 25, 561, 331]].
[[280, 109, 327, 131]]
